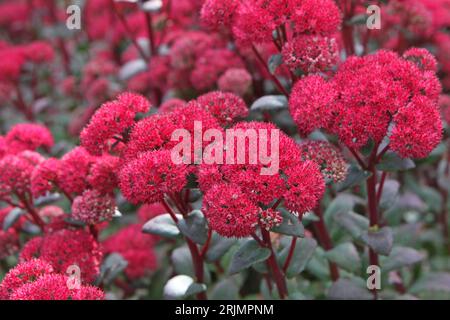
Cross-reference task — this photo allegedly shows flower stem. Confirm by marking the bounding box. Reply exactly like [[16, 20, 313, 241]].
[[366, 160, 379, 300], [251, 45, 289, 97], [312, 207, 340, 281], [261, 228, 288, 299]]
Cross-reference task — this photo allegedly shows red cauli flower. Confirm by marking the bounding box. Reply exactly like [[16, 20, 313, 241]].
[[87, 155, 120, 194], [439, 94, 450, 125], [80, 93, 151, 155], [0, 207, 20, 261], [289, 75, 337, 136], [123, 113, 177, 161], [390, 96, 443, 159], [0, 259, 54, 300], [193, 91, 249, 126], [4, 123, 53, 155], [21, 41, 55, 64], [202, 183, 260, 238], [282, 35, 339, 74], [200, 0, 240, 31], [0, 151, 44, 200], [30, 158, 62, 198], [10, 274, 104, 300], [299, 141, 348, 184], [259, 209, 282, 231], [199, 121, 325, 236], [58, 147, 94, 195], [159, 99, 187, 114], [283, 160, 326, 214], [403, 47, 438, 72], [119, 150, 190, 205], [103, 224, 158, 280], [289, 0, 342, 36], [19, 229, 103, 283], [190, 49, 244, 91], [288, 49, 443, 155], [217, 68, 252, 97], [72, 190, 116, 225]]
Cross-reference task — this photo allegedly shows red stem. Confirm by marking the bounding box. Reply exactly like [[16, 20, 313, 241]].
[[251, 45, 289, 97], [282, 237, 297, 273], [200, 229, 212, 258], [261, 228, 288, 299], [20, 195, 45, 231], [312, 207, 340, 281]]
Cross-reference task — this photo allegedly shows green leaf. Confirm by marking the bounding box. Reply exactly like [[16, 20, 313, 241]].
[[376, 152, 415, 172], [410, 273, 450, 296], [334, 211, 369, 238], [327, 279, 373, 300], [97, 253, 128, 285], [34, 193, 61, 207], [382, 246, 425, 272], [324, 242, 361, 273], [336, 164, 371, 191], [360, 227, 393, 256], [2, 208, 25, 231], [379, 180, 400, 210], [178, 210, 208, 245], [324, 194, 361, 220], [268, 54, 283, 74], [119, 59, 147, 80], [346, 14, 368, 26], [142, 213, 181, 238], [163, 275, 198, 299], [139, 0, 163, 13], [283, 238, 317, 278], [185, 283, 207, 298], [205, 234, 237, 263], [171, 246, 210, 282], [211, 278, 240, 300], [271, 209, 304, 237], [228, 239, 271, 275], [250, 95, 287, 111]]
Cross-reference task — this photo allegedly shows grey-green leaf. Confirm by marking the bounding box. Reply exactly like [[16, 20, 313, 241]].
[[361, 227, 394, 256], [205, 234, 237, 263], [284, 238, 318, 278], [178, 210, 208, 245], [327, 279, 373, 300], [324, 242, 361, 273], [268, 54, 283, 74], [142, 213, 181, 238], [382, 246, 425, 272], [336, 164, 371, 191], [97, 253, 128, 285], [376, 152, 415, 172], [250, 95, 287, 111], [228, 239, 271, 275], [334, 211, 369, 239], [271, 209, 304, 237], [2, 208, 25, 231]]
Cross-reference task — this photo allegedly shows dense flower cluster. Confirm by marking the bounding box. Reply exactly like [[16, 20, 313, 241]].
[[20, 229, 103, 283], [0, 259, 104, 300], [103, 224, 158, 280], [289, 49, 443, 158], [200, 122, 325, 238], [80, 93, 151, 156], [300, 141, 348, 184], [72, 190, 116, 225]]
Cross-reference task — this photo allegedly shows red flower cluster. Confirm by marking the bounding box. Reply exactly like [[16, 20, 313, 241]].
[[289, 49, 443, 158], [19, 229, 103, 283], [72, 190, 116, 225], [200, 122, 325, 238], [0, 259, 104, 300], [103, 224, 158, 280], [300, 141, 348, 184], [80, 92, 151, 156]]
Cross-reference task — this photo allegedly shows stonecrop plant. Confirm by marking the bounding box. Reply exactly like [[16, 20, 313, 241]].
[[1, 0, 450, 301]]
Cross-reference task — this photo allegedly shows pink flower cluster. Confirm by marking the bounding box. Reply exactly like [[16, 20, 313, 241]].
[[0, 259, 104, 300], [289, 49, 443, 158]]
